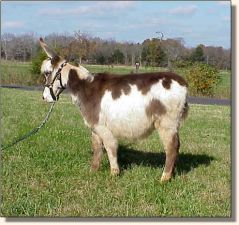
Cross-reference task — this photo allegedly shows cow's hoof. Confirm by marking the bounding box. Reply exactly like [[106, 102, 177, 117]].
[[90, 163, 100, 172], [160, 172, 172, 183], [111, 168, 120, 176]]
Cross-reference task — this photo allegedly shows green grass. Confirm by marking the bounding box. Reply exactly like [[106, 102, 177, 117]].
[[1, 88, 231, 217], [1, 60, 231, 99], [213, 70, 231, 99], [1, 60, 36, 86], [84, 64, 168, 74]]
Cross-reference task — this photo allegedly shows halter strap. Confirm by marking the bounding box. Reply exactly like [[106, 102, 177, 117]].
[[44, 61, 68, 101], [52, 61, 68, 89]]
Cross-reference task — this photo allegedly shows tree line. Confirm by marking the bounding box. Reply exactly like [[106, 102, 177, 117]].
[[1, 31, 231, 70]]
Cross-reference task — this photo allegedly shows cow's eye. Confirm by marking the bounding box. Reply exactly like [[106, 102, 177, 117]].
[[44, 71, 51, 77]]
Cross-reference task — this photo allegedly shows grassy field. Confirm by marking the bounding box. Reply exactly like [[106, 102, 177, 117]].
[[213, 70, 231, 99], [1, 61, 36, 86], [1, 60, 231, 99], [1, 88, 231, 217]]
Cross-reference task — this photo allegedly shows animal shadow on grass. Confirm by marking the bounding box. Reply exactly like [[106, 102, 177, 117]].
[[118, 145, 215, 175]]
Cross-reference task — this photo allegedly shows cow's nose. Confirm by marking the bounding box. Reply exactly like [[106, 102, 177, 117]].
[[42, 96, 45, 100]]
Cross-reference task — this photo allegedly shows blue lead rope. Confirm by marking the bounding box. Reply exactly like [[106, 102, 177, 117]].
[[1, 102, 55, 151]]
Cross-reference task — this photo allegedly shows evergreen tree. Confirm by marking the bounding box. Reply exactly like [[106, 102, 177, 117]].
[[190, 45, 205, 62], [111, 49, 124, 64]]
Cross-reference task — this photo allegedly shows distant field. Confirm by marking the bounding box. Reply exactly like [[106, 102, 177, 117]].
[[1, 61, 35, 86], [1, 60, 231, 99], [1, 88, 231, 217], [84, 64, 168, 74], [213, 70, 231, 99]]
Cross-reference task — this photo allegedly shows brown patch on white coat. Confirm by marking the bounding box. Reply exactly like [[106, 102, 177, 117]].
[[39, 38, 189, 182]]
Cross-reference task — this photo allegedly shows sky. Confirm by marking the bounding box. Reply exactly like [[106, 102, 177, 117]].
[[1, 1, 231, 48]]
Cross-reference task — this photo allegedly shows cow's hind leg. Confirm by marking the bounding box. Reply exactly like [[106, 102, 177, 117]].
[[91, 131, 103, 171], [156, 121, 180, 182], [94, 126, 120, 176]]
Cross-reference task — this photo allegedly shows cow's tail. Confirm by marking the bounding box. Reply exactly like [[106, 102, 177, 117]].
[[181, 101, 189, 121]]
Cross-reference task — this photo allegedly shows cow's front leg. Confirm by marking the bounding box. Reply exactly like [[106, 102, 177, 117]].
[[91, 131, 103, 171], [94, 126, 120, 176]]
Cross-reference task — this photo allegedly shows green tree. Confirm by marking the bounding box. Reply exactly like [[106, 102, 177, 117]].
[[141, 41, 150, 65], [96, 53, 106, 65], [111, 49, 124, 64], [155, 45, 167, 67], [141, 38, 166, 67], [190, 45, 205, 62]]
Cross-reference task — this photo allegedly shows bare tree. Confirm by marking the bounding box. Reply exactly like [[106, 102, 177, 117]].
[[1, 33, 15, 60], [161, 38, 187, 69]]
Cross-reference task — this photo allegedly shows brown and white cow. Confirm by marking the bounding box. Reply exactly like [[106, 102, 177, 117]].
[[40, 38, 189, 182]]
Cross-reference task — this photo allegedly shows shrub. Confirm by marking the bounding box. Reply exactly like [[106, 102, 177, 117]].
[[186, 63, 220, 97], [31, 49, 47, 75], [31, 49, 48, 85]]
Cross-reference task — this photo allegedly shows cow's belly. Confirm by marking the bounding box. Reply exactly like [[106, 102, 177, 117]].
[[105, 109, 154, 139], [99, 88, 155, 139]]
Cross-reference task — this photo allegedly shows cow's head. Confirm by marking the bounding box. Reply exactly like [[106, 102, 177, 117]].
[[40, 38, 68, 103], [40, 38, 93, 103]]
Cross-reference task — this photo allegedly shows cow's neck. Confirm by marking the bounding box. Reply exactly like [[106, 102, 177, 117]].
[[61, 64, 93, 90], [66, 67, 101, 127]]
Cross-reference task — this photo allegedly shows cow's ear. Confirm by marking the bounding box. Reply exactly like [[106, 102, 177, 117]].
[[39, 37, 59, 59]]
